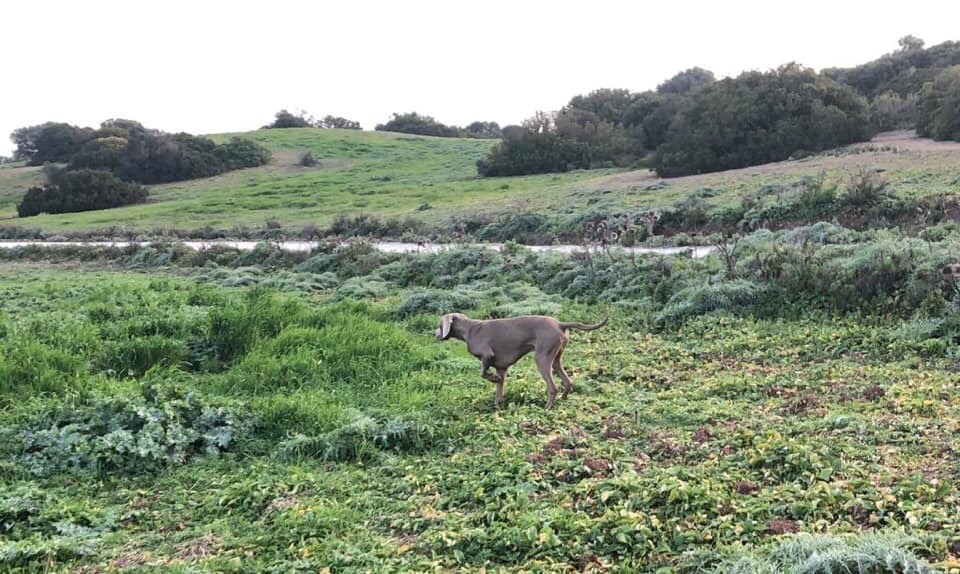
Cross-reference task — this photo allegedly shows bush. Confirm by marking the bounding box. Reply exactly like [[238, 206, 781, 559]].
[[477, 125, 590, 177], [17, 169, 148, 217], [841, 169, 890, 207], [215, 137, 272, 170]]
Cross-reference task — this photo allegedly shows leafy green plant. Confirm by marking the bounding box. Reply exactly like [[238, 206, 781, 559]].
[[9, 380, 253, 477]]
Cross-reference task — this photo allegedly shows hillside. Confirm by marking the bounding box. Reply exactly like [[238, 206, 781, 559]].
[[1, 128, 959, 241]]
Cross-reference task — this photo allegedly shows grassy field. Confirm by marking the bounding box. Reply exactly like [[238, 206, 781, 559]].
[[2, 126, 960, 572], [1, 129, 958, 239], [1, 236, 960, 572]]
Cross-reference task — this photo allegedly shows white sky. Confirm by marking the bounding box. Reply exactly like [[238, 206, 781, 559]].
[[2, 0, 958, 156]]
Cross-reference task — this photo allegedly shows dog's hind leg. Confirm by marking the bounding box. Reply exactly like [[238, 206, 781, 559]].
[[553, 339, 574, 399], [494, 367, 507, 406], [535, 351, 560, 409]]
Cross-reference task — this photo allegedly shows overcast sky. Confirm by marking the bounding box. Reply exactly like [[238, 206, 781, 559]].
[[2, 0, 959, 156]]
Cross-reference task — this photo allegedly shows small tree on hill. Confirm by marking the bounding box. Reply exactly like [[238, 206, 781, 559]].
[[375, 112, 461, 137], [265, 109, 316, 129], [320, 115, 361, 129]]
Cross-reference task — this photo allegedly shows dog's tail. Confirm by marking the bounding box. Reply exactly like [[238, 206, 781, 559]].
[[559, 314, 608, 332]]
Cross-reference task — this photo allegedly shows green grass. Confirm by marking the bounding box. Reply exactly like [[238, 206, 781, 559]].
[[2, 129, 957, 238], [1, 263, 958, 572]]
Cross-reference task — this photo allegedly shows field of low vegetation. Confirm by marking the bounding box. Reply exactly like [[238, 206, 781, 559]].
[[1, 232, 960, 572], [2, 34, 960, 574]]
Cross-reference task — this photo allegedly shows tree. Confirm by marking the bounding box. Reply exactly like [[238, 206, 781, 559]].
[[476, 125, 588, 177], [320, 115, 361, 129], [567, 88, 636, 124], [622, 91, 684, 150], [657, 67, 716, 95], [264, 109, 315, 129], [654, 64, 873, 177], [10, 122, 94, 164], [375, 112, 461, 137], [898, 35, 925, 52], [915, 66, 960, 141], [521, 111, 554, 134], [463, 121, 502, 138]]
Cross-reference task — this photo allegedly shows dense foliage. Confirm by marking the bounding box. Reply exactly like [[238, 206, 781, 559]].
[[9, 119, 271, 185], [824, 38, 960, 99], [374, 111, 460, 137], [915, 66, 960, 141], [375, 112, 500, 139], [478, 65, 872, 178], [0, 241, 958, 570], [16, 169, 148, 217], [263, 109, 362, 130], [653, 65, 873, 176]]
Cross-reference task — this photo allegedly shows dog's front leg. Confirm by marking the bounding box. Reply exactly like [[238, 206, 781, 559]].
[[480, 355, 502, 383], [493, 368, 507, 406]]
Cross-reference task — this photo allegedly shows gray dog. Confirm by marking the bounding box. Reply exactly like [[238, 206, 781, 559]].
[[435, 313, 608, 408]]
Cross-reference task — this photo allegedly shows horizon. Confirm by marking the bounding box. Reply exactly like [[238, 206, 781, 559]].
[[2, 0, 959, 157]]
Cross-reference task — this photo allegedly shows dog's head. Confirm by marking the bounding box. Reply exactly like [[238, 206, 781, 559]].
[[435, 313, 466, 340]]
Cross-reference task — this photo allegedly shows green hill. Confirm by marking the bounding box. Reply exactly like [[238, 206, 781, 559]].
[[1, 128, 959, 240]]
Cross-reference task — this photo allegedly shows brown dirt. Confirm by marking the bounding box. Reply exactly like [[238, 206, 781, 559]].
[[174, 533, 221, 561], [765, 519, 800, 535], [595, 130, 960, 192]]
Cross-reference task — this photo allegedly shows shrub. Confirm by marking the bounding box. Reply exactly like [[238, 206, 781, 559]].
[[17, 169, 147, 217], [477, 126, 590, 177], [841, 169, 890, 207], [214, 137, 272, 170]]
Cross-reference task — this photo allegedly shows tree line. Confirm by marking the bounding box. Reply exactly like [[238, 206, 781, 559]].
[[263, 109, 502, 139], [10, 119, 271, 217], [478, 37, 960, 179]]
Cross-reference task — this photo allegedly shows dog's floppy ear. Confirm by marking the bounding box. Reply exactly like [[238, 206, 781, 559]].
[[440, 314, 454, 339]]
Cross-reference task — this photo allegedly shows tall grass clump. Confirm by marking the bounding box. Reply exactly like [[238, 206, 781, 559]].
[[655, 279, 767, 328], [277, 409, 434, 462], [714, 531, 938, 573]]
